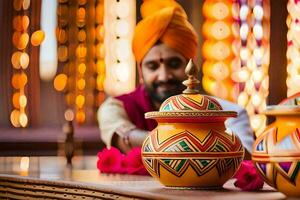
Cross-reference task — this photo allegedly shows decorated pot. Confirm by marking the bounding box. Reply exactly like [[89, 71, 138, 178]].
[[252, 93, 300, 196], [141, 60, 244, 188]]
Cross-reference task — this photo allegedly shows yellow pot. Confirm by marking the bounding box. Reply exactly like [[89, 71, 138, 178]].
[[252, 93, 300, 197], [142, 94, 244, 189]]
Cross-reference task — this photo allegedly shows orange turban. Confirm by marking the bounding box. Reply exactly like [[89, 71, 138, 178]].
[[132, 0, 198, 65]]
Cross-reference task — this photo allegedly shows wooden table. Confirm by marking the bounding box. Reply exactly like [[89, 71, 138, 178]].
[[0, 156, 288, 200], [0, 126, 104, 156]]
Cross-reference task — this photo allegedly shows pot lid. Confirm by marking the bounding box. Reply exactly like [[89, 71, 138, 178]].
[[145, 59, 237, 122], [264, 92, 300, 115]]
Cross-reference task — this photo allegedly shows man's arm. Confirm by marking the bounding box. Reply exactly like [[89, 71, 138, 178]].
[[97, 97, 148, 153], [216, 97, 254, 159]]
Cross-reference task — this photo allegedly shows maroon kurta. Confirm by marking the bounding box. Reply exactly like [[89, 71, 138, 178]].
[[116, 85, 157, 131]]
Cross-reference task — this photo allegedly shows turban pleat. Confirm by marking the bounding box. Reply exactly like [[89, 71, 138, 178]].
[[132, 0, 198, 64]]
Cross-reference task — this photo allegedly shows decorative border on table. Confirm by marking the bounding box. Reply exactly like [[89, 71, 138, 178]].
[[0, 174, 148, 200]]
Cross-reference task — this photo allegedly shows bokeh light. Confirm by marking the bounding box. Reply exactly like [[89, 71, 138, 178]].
[[54, 74, 68, 91]]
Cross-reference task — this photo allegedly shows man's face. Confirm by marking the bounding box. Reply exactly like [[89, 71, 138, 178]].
[[141, 43, 187, 104]]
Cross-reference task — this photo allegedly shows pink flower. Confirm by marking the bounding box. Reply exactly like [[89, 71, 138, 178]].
[[122, 147, 149, 175], [96, 147, 149, 175], [97, 147, 124, 173], [234, 160, 264, 191]]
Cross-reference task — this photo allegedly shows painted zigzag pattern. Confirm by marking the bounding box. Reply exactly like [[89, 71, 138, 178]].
[[142, 130, 243, 177], [160, 95, 222, 111]]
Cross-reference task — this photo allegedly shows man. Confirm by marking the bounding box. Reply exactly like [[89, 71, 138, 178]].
[[98, 0, 253, 157]]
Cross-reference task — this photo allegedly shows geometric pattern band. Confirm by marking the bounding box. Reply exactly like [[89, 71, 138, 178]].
[[253, 128, 300, 186], [142, 130, 244, 178]]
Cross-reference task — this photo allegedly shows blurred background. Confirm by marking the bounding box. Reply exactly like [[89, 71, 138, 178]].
[[0, 0, 294, 156]]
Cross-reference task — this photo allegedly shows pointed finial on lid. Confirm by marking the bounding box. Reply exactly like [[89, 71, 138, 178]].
[[182, 59, 200, 94]]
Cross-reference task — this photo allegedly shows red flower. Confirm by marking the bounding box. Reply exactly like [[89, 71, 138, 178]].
[[97, 147, 124, 173], [122, 147, 149, 175], [234, 160, 264, 191]]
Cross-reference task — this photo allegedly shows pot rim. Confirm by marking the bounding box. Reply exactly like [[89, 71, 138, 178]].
[[145, 111, 237, 122], [264, 105, 300, 115]]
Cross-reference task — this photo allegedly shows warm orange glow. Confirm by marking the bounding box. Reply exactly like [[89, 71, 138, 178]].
[[20, 52, 29, 69], [20, 73, 28, 87], [56, 28, 68, 44], [12, 74, 21, 89], [76, 111, 85, 123], [12, 92, 20, 109], [57, 5, 69, 27], [96, 75, 105, 91], [54, 74, 68, 91], [96, 60, 105, 75], [96, 92, 105, 106], [12, 31, 22, 47], [31, 30, 45, 46], [202, 40, 231, 61], [67, 77, 75, 91], [96, 25, 104, 42], [13, 16, 22, 31], [75, 95, 85, 108], [202, 61, 230, 81], [22, 15, 30, 31], [17, 32, 29, 50], [95, 3, 104, 24], [55, 0, 106, 125], [66, 93, 75, 106], [11, 0, 32, 128], [78, 63, 86, 74], [78, 29, 86, 42], [86, 93, 94, 106], [76, 7, 86, 27], [202, 20, 232, 40], [76, 44, 87, 58], [58, 45, 68, 62], [87, 77, 95, 88], [96, 43, 105, 59], [202, 0, 238, 102], [77, 7, 86, 19], [77, 78, 86, 90], [11, 51, 22, 69], [12, 73, 27, 89], [13, 0, 22, 11], [10, 109, 21, 127], [78, 0, 87, 5], [202, 1, 231, 20]]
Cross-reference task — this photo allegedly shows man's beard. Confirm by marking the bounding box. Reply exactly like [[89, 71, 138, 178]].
[[144, 79, 185, 105]]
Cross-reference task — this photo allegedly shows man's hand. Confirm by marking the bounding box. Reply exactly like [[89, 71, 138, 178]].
[[112, 129, 149, 153]]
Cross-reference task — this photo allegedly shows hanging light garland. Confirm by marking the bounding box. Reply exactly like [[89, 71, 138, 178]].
[[201, 0, 270, 135], [95, 0, 106, 111], [202, 0, 238, 102], [54, 0, 104, 124], [234, 0, 270, 135], [103, 0, 136, 96], [54, 0, 71, 121], [74, 0, 88, 124], [11, 0, 44, 128], [286, 0, 300, 97]]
